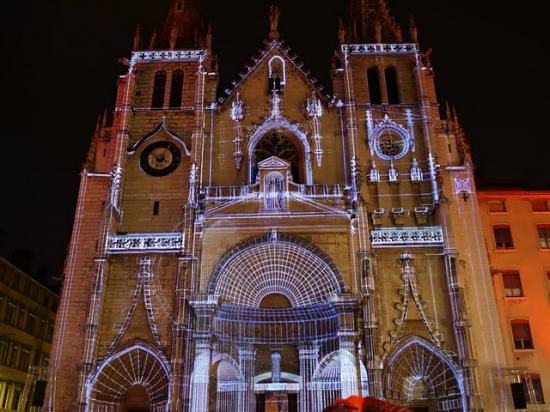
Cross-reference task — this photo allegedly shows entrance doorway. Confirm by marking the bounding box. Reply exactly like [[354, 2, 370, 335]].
[[119, 385, 150, 412], [256, 393, 298, 412]]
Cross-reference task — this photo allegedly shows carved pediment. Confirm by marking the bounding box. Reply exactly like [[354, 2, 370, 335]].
[[257, 156, 291, 170]]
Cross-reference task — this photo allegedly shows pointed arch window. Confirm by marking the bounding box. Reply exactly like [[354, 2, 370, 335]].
[[169, 70, 184, 109], [385, 67, 400, 104], [151, 70, 167, 109], [367, 67, 382, 104]]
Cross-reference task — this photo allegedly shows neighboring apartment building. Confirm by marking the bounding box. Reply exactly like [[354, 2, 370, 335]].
[[479, 190, 550, 410], [0, 257, 58, 411]]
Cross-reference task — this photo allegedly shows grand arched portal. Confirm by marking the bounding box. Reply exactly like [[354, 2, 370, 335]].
[[188, 234, 360, 412]]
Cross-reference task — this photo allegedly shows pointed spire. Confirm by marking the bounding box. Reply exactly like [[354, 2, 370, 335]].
[[149, 30, 157, 50], [133, 25, 141, 50], [160, 0, 202, 49], [409, 16, 419, 43], [347, 0, 401, 43], [338, 18, 346, 44]]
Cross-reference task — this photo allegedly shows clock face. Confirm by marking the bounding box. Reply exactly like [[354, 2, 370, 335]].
[[140, 141, 181, 177], [376, 131, 407, 160]]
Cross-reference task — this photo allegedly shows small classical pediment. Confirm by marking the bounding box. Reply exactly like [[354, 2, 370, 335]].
[[257, 156, 291, 170], [128, 117, 191, 155]]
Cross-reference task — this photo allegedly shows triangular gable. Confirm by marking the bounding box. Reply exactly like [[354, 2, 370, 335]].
[[221, 39, 328, 105], [128, 117, 191, 155], [257, 156, 291, 169]]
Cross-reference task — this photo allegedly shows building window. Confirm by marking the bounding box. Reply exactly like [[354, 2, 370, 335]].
[[385, 67, 400, 104], [502, 272, 523, 297], [537, 225, 550, 249], [367, 67, 382, 104], [151, 70, 167, 109], [0, 340, 8, 364], [494, 226, 514, 250], [153, 201, 160, 216], [4, 303, 16, 326], [511, 320, 534, 350], [9, 345, 19, 367], [526, 374, 545, 404], [169, 70, 184, 109], [11, 386, 21, 410], [488, 200, 507, 213], [19, 349, 30, 371], [531, 199, 549, 212], [26, 314, 36, 335]]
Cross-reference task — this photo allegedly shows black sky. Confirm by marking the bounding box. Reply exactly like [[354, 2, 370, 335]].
[[2, 0, 549, 284]]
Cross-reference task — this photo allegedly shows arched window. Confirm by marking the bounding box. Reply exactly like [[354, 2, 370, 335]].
[[169, 70, 184, 109], [268, 56, 285, 94], [367, 68, 382, 104], [151, 70, 167, 109], [253, 132, 301, 183], [385, 67, 400, 104]]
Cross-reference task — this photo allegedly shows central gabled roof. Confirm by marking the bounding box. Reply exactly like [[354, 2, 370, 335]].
[[220, 38, 329, 105]]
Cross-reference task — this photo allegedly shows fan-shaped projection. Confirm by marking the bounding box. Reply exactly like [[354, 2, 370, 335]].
[[88, 345, 170, 411], [384, 338, 465, 411], [209, 236, 342, 308]]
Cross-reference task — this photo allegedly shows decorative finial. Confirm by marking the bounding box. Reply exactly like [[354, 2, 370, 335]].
[[338, 18, 346, 44], [206, 23, 213, 53], [169, 22, 178, 49], [374, 20, 383, 43], [269, 5, 280, 40], [149, 30, 158, 50], [410, 16, 418, 43], [133, 25, 141, 50]]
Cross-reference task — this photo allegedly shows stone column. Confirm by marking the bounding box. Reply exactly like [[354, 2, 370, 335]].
[[188, 298, 217, 412], [332, 293, 360, 399], [299, 345, 319, 412], [237, 345, 256, 412]]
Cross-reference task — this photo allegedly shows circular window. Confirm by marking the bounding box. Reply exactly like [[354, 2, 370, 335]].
[[374, 129, 409, 160]]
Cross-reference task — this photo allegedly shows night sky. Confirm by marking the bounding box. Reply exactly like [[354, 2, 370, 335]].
[[2, 0, 549, 286]]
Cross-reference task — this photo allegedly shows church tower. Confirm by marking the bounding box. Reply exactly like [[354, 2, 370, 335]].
[[45, 0, 513, 411]]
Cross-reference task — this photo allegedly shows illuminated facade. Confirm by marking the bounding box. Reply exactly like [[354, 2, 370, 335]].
[[46, 1, 516, 411], [478, 190, 550, 409], [0, 257, 58, 411]]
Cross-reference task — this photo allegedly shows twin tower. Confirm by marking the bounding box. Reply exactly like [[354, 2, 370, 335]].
[[45, 1, 512, 411]]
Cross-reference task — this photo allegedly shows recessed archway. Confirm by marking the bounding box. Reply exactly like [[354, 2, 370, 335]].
[[87, 344, 170, 411], [383, 337, 465, 412]]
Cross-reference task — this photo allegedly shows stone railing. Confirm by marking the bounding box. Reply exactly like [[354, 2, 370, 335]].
[[371, 226, 444, 247], [107, 233, 183, 253], [131, 49, 207, 64], [342, 43, 417, 55], [290, 183, 346, 200]]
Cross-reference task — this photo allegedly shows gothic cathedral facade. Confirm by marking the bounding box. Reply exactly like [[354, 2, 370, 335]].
[[46, 1, 514, 411]]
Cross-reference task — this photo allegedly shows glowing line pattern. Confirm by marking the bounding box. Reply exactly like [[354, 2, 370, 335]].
[[208, 235, 343, 307], [88, 345, 170, 410]]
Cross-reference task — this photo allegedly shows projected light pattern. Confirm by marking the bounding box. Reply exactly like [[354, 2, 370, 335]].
[[208, 234, 343, 307], [87, 345, 170, 410], [384, 338, 465, 411]]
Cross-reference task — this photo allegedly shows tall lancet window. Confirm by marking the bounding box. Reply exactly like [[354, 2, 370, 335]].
[[367, 67, 382, 104], [268, 56, 285, 94], [385, 67, 400, 104], [169, 70, 184, 109], [176, 0, 184, 11], [151, 70, 167, 109]]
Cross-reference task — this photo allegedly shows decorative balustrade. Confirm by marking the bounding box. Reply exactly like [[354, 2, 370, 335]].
[[290, 183, 346, 199], [204, 183, 346, 203], [371, 226, 444, 247], [131, 49, 207, 64], [107, 233, 183, 253], [342, 43, 417, 55]]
